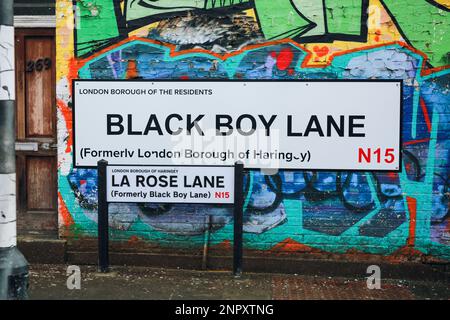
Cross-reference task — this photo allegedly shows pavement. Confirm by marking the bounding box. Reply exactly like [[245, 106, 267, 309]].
[[28, 264, 449, 300]]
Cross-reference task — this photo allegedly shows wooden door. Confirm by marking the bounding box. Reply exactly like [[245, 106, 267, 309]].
[[15, 28, 57, 235]]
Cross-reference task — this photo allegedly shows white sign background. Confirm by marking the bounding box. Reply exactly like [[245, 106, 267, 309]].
[[106, 165, 235, 204], [74, 80, 401, 171]]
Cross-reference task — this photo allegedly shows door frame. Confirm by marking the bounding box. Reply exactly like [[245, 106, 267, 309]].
[[14, 15, 56, 28], [14, 26, 58, 235]]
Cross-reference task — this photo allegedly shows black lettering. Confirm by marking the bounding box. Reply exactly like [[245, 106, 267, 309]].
[[304, 115, 324, 137], [236, 114, 256, 136], [349, 115, 366, 137], [159, 175, 168, 187], [112, 175, 120, 186], [187, 114, 204, 135], [143, 115, 163, 135], [127, 114, 142, 135], [327, 115, 344, 137], [136, 175, 145, 187], [146, 176, 157, 187], [287, 115, 302, 136], [216, 115, 233, 136], [165, 114, 183, 135], [107, 114, 124, 135], [216, 176, 224, 188], [258, 115, 277, 136]]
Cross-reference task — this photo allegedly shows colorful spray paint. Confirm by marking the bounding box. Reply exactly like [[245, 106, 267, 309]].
[[56, 0, 450, 261]]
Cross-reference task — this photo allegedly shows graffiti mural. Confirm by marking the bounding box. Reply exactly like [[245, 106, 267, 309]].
[[73, 0, 449, 67], [57, 0, 450, 260]]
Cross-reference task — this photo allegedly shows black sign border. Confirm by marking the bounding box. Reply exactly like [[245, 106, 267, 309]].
[[72, 79, 403, 173], [105, 163, 236, 205]]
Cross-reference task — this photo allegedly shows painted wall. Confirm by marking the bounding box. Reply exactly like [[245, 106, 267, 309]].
[[56, 0, 450, 261]]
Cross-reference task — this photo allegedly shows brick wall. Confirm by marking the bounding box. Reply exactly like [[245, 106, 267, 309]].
[[56, 0, 450, 261]]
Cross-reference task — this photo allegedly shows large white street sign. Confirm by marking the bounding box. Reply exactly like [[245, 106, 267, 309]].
[[73, 80, 401, 171]]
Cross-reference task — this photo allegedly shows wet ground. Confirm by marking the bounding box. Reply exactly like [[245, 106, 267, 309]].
[[28, 264, 449, 300]]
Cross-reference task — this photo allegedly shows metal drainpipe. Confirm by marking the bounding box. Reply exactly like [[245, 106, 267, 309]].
[[0, 0, 29, 300], [201, 215, 212, 270]]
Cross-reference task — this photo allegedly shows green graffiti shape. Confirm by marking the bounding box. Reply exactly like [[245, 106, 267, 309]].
[[76, 0, 120, 57], [75, 0, 449, 68], [381, 0, 450, 67], [126, 0, 252, 22], [291, 0, 365, 38], [325, 0, 364, 35], [252, 0, 313, 39], [126, 0, 313, 40]]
